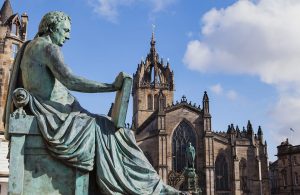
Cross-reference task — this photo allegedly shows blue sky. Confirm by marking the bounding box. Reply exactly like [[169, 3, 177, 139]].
[[11, 0, 300, 161]]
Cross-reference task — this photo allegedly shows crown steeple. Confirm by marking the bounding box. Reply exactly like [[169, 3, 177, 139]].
[[132, 30, 175, 129], [133, 31, 174, 91]]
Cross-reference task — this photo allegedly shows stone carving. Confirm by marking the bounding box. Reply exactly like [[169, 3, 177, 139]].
[[5, 11, 181, 195], [168, 171, 185, 190]]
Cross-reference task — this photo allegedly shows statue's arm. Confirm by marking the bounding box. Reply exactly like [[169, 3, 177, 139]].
[[45, 44, 116, 93]]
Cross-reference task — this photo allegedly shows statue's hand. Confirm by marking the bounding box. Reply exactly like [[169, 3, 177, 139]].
[[113, 72, 132, 90]]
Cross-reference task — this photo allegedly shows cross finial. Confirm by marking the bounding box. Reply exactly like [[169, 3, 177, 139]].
[[150, 24, 156, 50]]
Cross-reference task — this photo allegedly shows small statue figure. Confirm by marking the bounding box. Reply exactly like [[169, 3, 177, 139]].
[[186, 142, 195, 169]]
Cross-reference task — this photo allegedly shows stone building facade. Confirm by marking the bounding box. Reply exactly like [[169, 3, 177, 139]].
[[132, 33, 270, 195], [0, 1, 28, 194], [270, 139, 300, 195], [0, 0, 28, 131]]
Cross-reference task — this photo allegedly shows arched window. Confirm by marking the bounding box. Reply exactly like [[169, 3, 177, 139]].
[[159, 94, 166, 111], [154, 94, 158, 110], [11, 43, 19, 59], [11, 23, 17, 35], [172, 121, 196, 172], [295, 172, 299, 185], [281, 170, 287, 187], [215, 154, 229, 190], [147, 94, 153, 110], [239, 158, 248, 191], [151, 66, 155, 83]]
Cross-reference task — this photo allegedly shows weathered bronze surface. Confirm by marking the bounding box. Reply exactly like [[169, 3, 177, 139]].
[[186, 142, 195, 169], [5, 11, 181, 195]]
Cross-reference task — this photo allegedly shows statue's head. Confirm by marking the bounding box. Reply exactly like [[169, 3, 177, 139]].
[[37, 11, 71, 47]]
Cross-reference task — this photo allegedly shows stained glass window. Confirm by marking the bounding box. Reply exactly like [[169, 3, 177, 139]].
[[215, 154, 229, 190], [172, 121, 196, 172]]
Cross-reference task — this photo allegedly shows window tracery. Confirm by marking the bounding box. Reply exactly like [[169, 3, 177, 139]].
[[215, 154, 229, 190], [172, 121, 196, 172]]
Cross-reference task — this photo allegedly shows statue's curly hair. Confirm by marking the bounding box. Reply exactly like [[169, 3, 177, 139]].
[[36, 11, 71, 37]]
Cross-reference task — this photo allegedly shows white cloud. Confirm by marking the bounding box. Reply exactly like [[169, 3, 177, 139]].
[[210, 84, 238, 101], [183, 0, 300, 144], [226, 90, 237, 101], [88, 0, 177, 22], [151, 0, 177, 12], [210, 84, 223, 95], [88, 0, 133, 23]]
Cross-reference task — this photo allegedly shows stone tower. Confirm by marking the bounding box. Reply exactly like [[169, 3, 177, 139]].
[[133, 33, 270, 194], [132, 32, 174, 129], [0, 0, 28, 131]]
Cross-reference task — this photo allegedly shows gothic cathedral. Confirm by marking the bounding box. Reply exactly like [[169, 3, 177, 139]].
[[132, 33, 270, 195]]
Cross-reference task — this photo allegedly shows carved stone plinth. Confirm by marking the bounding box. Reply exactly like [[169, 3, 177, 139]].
[[182, 168, 202, 195]]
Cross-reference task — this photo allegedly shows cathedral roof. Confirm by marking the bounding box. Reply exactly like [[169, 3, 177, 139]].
[[165, 95, 202, 114], [0, 0, 13, 23]]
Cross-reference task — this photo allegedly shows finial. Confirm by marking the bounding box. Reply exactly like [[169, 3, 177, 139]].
[[181, 95, 187, 102], [150, 24, 156, 56], [152, 24, 156, 34], [258, 126, 263, 135], [203, 91, 209, 101], [227, 125, 231, 133], [151, 24, 156, 45]]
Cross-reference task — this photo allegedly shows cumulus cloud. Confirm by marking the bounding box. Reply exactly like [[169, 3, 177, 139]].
[[210, 84, 223, 95], [183, 0, 300, 143], [226, 90, 238, 101], [210, 84, 238, 100], [88, 0, 177, 22], [151, 0, 177, 12], [88, 0, 133, 23]]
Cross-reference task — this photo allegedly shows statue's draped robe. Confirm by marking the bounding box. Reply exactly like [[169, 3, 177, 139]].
[[5, 41, 178, 195]]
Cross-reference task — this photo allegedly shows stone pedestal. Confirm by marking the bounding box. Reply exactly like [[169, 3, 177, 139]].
[[182, 168, 202, 195]]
